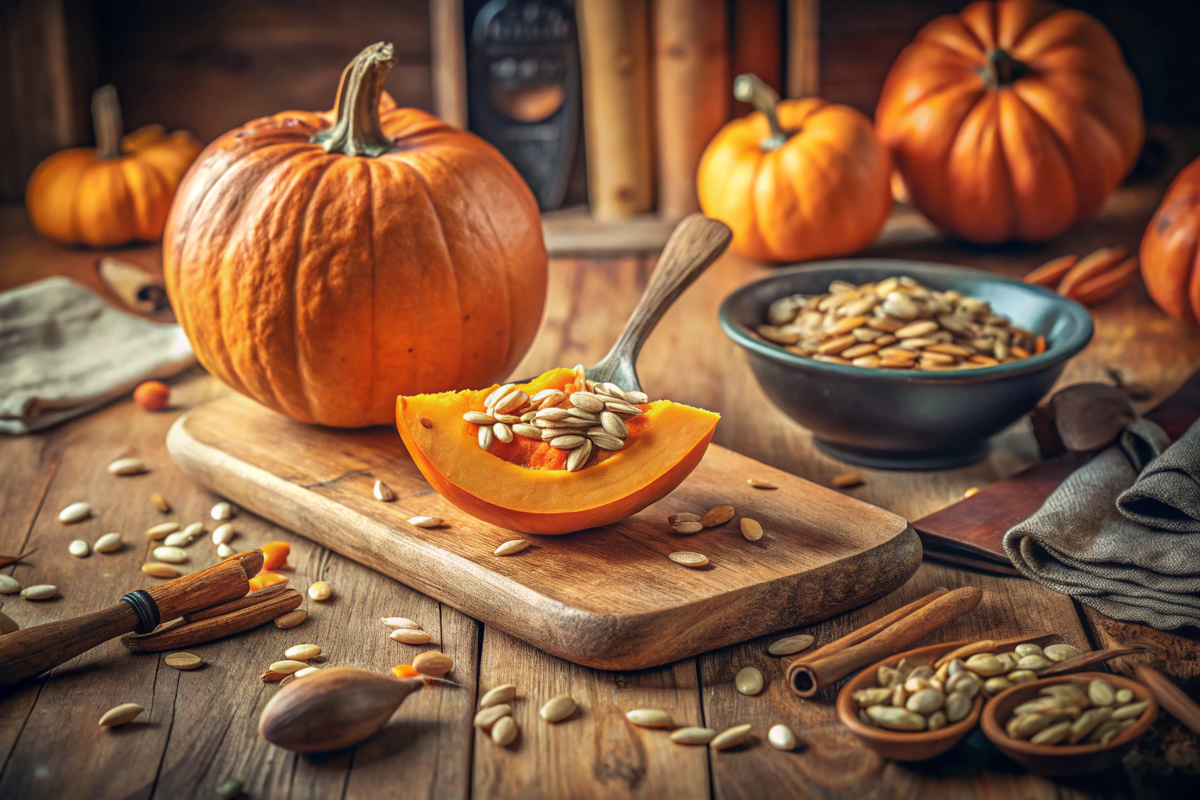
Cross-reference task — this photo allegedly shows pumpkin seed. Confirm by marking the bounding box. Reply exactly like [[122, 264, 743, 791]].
[[532, 389, 565, 409], [308, 581, 332, 601], [275, 610, 307, 629], [562, 439, 591, 472], [944, 692, 973, 722], [390, 629, 432, 644], [926, 711, 948, 731], [413, 651, 454, 677], [604, 401, 643, 416], [549, 434, 586, 450], [480, 684, 517, 708], [1086, 678, 1116, 706], [1069, 707, 1113, 743], [163, 530, 195, 548], [0, 610, 18, 635], [1030, 720, 1072, 745], [108, 457, 147, 476], [668, 551, 709, 568], [983, 677, 1013, 696], [153, 546, 188, 564], [408, 516, 444, 528], [670, 520, 703, 534], [700, 505, 734, 527], [670, 727, 716, 745], [99, 703, 144, 727], [217, 543, 235, 558], [1115, 688, 1134, 704], [86, 532, 120, 555], [165, 652, 203, 670], [589, 432, 624, 451], [736, 667, 764, 696], [513, 423, 542, 440], [485, 384, 515, 408], [948, 674, 980, 701], [853, 687, 893, 707], [151, 492, 171, 513], [600, 411, 628, 439], [491, 715, 518, 746], [567, 408, 600, 422], [964, 653, 1005, 676], [494, 390, 529, 414], [540, 695, 577, 722], [58, 502, 91, 524], [536, 407, 572, 421], [493, 422, 514, 443], [1043, 644, 1082, 662], [285, 644, 321, 661], [463, 411, 494, 425], [740, 518, 763, 541], [569, 392, 605, 413], [382, 617, 422, 630], [146, 521, 179, 540], [830, 472, 863, 488], [906, 688, 946, 714], [478, 425, 494, 451], [0, 575, 21, 594], [1016, 654, 1051, 670], [768, 635, 814, 656], [141, 563, 180, 579], [68, 539, 90, 558], [747, 479, 777, 490], [1007, 670, 1037, 685], [767, 724, 797, 750], [1014, 643, 1043, 657], [269, 660, 308, 675], [867, 705, 926, 731], [1111, 700, 1150, 721], [21, 584, 57, 600], [295, 666, 321, 678], [710, 723, 752, 750], [626, 709, 674, 728], [475, 705, 514, 730], [625, 391, 649, 404], [495, 539, 530, 556], [1007, 711, 1052, 739], [211, 523, 234, 545], [374, 480, 396, 502], [211, 501, 235, 521]]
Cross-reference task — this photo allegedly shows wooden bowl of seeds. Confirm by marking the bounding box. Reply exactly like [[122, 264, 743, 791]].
[[836, 641, 986, 762], [981, 673, 1158, 777]]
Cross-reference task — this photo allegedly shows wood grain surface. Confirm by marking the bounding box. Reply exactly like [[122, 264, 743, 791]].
[[2, 129, 1200, 799]]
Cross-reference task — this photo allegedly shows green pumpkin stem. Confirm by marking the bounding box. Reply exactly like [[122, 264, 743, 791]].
[[978, 48, 1029, 90], [92, 85, 124, 160], [733, 74, 790, 152], [312, 42, 397, 158]]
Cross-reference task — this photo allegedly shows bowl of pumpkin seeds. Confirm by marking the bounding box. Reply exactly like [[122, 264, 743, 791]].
[[981, 673, 1158, 777]]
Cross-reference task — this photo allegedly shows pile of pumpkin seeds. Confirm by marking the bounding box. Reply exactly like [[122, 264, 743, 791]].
[[1002, 677, 1150, 746], [463, 365, 650, 472]]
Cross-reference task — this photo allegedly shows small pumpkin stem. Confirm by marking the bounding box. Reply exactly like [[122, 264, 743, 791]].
[[92, 85, 124, 160], [733, 74, 789, 152], [312, 42, 398, 158], [978, 48, 1029, 90]]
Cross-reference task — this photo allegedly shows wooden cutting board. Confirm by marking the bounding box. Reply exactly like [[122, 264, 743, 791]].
[[168, 395, 920, 671]]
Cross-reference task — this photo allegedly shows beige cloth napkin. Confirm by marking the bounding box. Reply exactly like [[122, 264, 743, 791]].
[[0, 277, 194, 434]]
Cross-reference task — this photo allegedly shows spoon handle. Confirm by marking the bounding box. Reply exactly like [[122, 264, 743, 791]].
[[1134, 664, 1200, 735], [588, 214, 731, 390]]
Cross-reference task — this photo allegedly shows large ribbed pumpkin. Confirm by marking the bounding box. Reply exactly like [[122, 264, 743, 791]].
[[164, 43, 548, 427], [876, 0, 1143, 243], [1140, 156, 1200, 327]]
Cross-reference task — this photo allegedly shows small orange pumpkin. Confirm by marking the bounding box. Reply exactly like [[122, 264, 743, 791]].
[[25, 85, 202, 247], [163, 43, 547, 427], [1140, 156, 1200, 326], [697, 74, 892, 263], [876, 0, 1143, 244]]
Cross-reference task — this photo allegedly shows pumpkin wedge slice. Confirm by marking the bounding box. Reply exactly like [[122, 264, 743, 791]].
[[397, 368, 719, 534]]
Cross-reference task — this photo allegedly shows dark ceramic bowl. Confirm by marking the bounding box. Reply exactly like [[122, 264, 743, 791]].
[[719, 260, 1094, 469]]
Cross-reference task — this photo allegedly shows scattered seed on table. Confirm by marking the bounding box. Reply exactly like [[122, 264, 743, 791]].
[[626, 709, 674, 728], [700, 505, 734, 527], [0, 575, 20, 594], [670, 519, 703, 534], [153, 546, 188, 564], [20, 585, 57, 601], [107, 457, 147, 476], [274, 610, 308, 629], [540, 695, 578, 723], [269, 660, 308, 675], [669, 551, 709, 568], [68, 539, 90, 558], [217, 779, 243, 800], [145, 522, 179, 540], [94, 532, 122, 554], [308, 581, 332, 601], [261, 670, 286, 683], [390, 628, 432, 645], [58, 502, 91, 524], [211, 523, 234, 545], [211, 501, 236, 521], [165, 652, 204, 670], [710, 723, 753, 750], [670, 727, 716, 745], [285, 644, 321, 661], [474, 705, 512, 729], [768, 635, 814, 656], [740, 518, 763, 541], [408, 516, 443, 528], [141, 563, 180, 579], [831, 472, 863, 488], [99, 703, 144, 727], [736, 667, 764, 696], [495, 539, 529, 556], [217, 543, 235, 558], [151, 493, 171, 513], [491, 716, 518, 746], [480, 684, 517, 708], [382, 617, 422, 630], [163, 530, 196, 548], [295, 666, 322, 678], [747, 479, 777, 490], [413, 651, 454, 677], [768, 724, 797, 750], [374, 480, 396, 502]]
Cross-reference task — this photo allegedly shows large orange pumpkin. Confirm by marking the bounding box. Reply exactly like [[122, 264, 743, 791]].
[[1141, 156, 1200, 327], [26, 85, 202, 247], [876, 0, 1143, 243], [698, 75, 892, 263], [163, 43, 548, 427]]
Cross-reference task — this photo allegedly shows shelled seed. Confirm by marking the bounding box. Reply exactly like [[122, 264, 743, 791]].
[[626, 709, 674, 728], [480, 684, 517, 708], [768, 635, 814, 656], [295, 666, 321, 678], [390, 629, 432, 645], [408, 516, 444, 528], [768, 724, 797, 750], [413, 651, 454, 677], [151, 493, 171, 513], [540, 695, 577, 723], [308, 581, 332, 601], [740, 518, 763, 541], [274, 610, 307, 629], [285, 644, 322, 661], [211, 501, 236, 521], [163, 530, 195, 548], [217, 543, 235, 558], [495, 540, 529, 556], [710, 723, 752, 750], [491, 716, 518, 746], [146, 522, 179, 540], [153, 546, 188, 564], [58, 502, 91, 524], [700, 505, 734, 527], [474, 705, 513, 729], [382, 617, 422, 630], [20, 584, 57, 601], [747, 479, 777, 490], [141, 563, 180, 579], [0, 575, 21, 594], [670, 727, 716, 745], [736, 667, 764, 696], [668, 551, 709, 568], [212, 524, 234, 545], [68, 539, 90, 558], [99, 703, 144, 727], [269, 660, 308, 675], [94, 532, 122, 554]]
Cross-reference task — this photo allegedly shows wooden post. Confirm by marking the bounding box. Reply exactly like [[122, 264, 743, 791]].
[[577, 0, 654, 220], [732, 0, 783, 116], [787, 0, 819, 98], [652, 0, 729, 220], [430, 0, 468, 128]]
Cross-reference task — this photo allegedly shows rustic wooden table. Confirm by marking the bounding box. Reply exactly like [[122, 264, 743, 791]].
[[2, 165, 1200, 799]]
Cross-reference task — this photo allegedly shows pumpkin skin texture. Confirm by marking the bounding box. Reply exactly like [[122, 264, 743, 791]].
[[1140, 156, 1200, 327], [26, 85, 202, 247], [876, 0, 1143, 244], [698, 76, 892, 263], [397, 369, 720, 534], [163, 43, 548, 427]]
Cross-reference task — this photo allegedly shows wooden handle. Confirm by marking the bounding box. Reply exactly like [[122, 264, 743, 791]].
[[1134, 664, 1200, 735], [589, 214, 731, 389], [123, 589, 303, 652], [787, 586, 983, 697], [0, 604, 139, 686], [1037, 647, 1141, 677]]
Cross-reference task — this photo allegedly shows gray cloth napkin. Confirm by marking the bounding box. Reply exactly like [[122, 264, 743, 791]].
[[0, 277, 194, 434], [1003, 417, 1200, 630]]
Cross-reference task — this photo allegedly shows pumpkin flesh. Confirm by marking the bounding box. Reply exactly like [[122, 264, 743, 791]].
[[397, 369, 720, 534]]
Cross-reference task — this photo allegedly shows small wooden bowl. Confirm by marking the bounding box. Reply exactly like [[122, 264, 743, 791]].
[[981, 672, 1158, 777], [836, 641, 985, 762]]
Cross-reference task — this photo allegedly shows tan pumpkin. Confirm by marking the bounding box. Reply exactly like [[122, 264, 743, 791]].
[[163, 43, 547, 427], [876, 0, 1143, 243], [1140, 156, 1200, 326], [25, 85, 202, 247]]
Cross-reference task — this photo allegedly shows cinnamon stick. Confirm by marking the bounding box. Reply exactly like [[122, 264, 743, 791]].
[[1134, 664, 1200, 736], [787, 586, 983, 697], [794, 587, 949, 666], [183, 581, 291, 623], [121, 589, 302, 652]]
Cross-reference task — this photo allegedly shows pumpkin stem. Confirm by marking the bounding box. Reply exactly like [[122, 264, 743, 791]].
[[312, 42, 398, 158], [733, 74, 789, 152], [92, 85, 124, 160], [978, 48, 1029, 90]]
